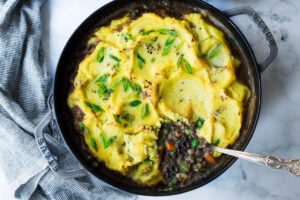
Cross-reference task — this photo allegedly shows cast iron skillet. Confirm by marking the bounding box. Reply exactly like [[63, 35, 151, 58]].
[[35, 0, 278, 196]]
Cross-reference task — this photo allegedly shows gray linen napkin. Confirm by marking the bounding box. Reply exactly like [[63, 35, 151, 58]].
[[0, 0, 136, 199]]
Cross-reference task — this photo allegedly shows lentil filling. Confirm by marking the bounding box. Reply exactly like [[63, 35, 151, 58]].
[[158, 120, 216, 187]]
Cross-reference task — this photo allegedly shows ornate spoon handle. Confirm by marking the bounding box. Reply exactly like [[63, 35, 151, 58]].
[[212, 146, 300, 176]]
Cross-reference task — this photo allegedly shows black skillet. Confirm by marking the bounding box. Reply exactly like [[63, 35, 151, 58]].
[[34, 0, 278, 196]]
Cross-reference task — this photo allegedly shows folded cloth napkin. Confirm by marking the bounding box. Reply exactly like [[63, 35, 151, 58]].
[[0, 0, 136, 199]]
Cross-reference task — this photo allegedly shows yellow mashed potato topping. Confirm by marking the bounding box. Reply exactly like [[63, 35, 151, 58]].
[[67, 13, 250, 185]]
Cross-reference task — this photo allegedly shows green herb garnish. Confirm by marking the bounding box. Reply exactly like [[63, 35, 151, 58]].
[[196, 117, 204, 129], [110, 77, 123, 88], [157, 29, 177, 36], [95, 74, 109, 84], [145, 157, 153, 165], [109, 54, 121, 62], [150, 57, 155, 63], [121, 78, 131, 92], [213, 138, 220, 146], [191, 139, 199, 148], [79, 122, 89, 135], [90, 137, 98, 151], [97, 84, 113, 100], [136, 53, 145, 69], [110, 77, 142, 95], [131, 83, 142, 95], [96, 75, 113, 99], [128, 100, 142, 107], [96, 47, 105, 63], [113, 114, 122, 124], [141, 29, 154, 35], [141, 103, 149, 119], [121, 112, 134, 122], [179, 164, 188, 173], [121, 33, 133, 41], [156, 29, 177, 56], [99, 133, 117, 149], [162, 35, 176, 56], [208, 43, 222, 59], [177, 54, 193, 74], [109, 54, 121, 72], [85, 101, 104, 112]]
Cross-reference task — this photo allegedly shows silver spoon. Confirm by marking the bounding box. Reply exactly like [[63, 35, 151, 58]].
[[210, 145, 300, 176]]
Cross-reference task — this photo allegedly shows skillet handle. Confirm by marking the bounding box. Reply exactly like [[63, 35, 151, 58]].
[[34, 110, 87, 178], [224, 6, 278, 72]]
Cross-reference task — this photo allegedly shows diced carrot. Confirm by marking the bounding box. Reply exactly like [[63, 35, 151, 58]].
[[165, 140, 176, 151], [204, 152, 216, 165]]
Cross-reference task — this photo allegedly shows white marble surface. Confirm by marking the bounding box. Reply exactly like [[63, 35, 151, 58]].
[[41, 0, 300, 199]]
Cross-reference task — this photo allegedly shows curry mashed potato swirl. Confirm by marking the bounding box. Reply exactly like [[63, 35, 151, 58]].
[[67, 13, 250, 186]]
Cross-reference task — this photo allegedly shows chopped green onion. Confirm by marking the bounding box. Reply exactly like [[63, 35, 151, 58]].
[[99, 133, 117, 149], [113, 114, 122, 124], [183, 60, 193, 74], [99, 134, 105, 147], [213, 138, 220, 146], [208, 43, 222, 59], [90, 137, 98, 151], [150, 57, 155, 63], [157, 29, 177, 36], [141, 103, 149, 119], [95, 74, 109, 84], [177, 55, 193, 74], [96, 84, 113, 100], [79, 122, 89, 135], [179, 164, 188, 173], [123, 78, 141, 94], [122, 78, 131, 92], [110, 77, 123, 88], [96, 84, 110, 100], [96, 47, 105, 63], [109, 54, 121, 72], [162, 35, 176, 56], [140, 29, 154, 35], [136, 53, 145, 69], [121, 112, 134, 122], [121, 33, 133, 41], [128, 100, 142, 107], [196, 117, 204, 129], [191, 139, 199, 148], [85, 101, 104, 112], [131, 83, 142, 95], [109, 54, 120, 62], [177, 55, 183, 67], [110, 77, 142, 95], [145, 157, 153, 165]]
